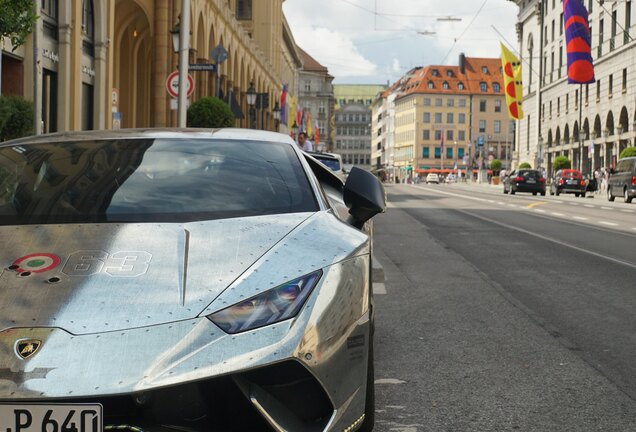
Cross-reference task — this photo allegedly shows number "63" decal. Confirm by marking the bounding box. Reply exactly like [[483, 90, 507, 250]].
[[62, 251, 152, 277]]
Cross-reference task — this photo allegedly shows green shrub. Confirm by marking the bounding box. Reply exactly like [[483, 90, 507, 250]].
[[0, 96, 33, 141], [619, 147, 636, 159], [490, 159, 502, 173], [187, 97, 234, 128], [553, 156, 572, 171], [518, 162, 532, 169]]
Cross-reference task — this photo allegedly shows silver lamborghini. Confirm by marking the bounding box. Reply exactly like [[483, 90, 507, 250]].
[[0, 129, 385, 432]]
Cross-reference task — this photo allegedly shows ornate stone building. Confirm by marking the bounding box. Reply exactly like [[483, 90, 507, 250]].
[[1, 0, 303, 133]]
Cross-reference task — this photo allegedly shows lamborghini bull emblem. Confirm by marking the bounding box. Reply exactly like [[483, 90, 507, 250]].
[[16, 339, 42, 360]]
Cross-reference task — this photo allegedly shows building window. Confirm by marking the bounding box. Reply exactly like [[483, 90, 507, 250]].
[[432, 69, 440, 76], [493, 83, 500, 93], [458, 82, 465, 90], [434, 113, 442, 123], [608, 74, 613, 96], [480, 82, 488, 92], [479, 100, 487, 112], [42, 0, 59, 40], [458, 113, 466, 124], [428, 81, 434, 89], [447, 98, 454, 107], [435, 130, 442, 140], [446, 130, 453, 141], [423, 112, 431, 123], [458, 130, 466, 141], [435, 98, 443, 107], [446, 70, 454, 77], [447, 113, 454, 124], [443, 81, 450, 89], [479, 120, 486, 133], [81, 0, 94, 55], [446, 147, 453, 158], [319, 101, 325, 114], [481, 66, 488, 74], [585, 85, 589, 104], [494, 120, 501, 134], [458, 99, 467, 107], [596, 79, 601, 101], [423, 147, 430, 158], [237, 0, 252, 20], [494, 100, 502, 113], [623, 68, 628, 92], [434, 147, 441, 159], [423, 97, 431, 106], [423, 130, 430, 140], [304, 80, 311, 92], [566, 93, 569, 112], [458, 148, 465, 158]]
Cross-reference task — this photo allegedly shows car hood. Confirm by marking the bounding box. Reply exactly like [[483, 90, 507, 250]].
[[0, 213, 313, 335]]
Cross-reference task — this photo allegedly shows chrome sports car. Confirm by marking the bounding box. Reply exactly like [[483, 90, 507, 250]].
[[0, 129, 385, 432]]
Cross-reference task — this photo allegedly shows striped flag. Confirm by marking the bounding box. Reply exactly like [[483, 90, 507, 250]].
[[500, 43, 524, 120], [563, 0, 595, 84]]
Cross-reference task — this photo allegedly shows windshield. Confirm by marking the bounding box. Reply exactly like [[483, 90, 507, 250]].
[[561, 170, 581, 179], [317, 158, 341, 171], [0, 139, 318, 225]]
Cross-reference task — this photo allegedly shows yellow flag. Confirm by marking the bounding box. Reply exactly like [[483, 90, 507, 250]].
[[306, 111, 313, 137], [500, 43, 523, 120], [288, 96, 296, 127]]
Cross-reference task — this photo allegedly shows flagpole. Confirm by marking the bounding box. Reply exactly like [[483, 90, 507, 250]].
[[579, 83, 583, 172]]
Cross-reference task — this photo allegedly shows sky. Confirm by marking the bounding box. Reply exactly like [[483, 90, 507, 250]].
[[283, 0, 520, 85]]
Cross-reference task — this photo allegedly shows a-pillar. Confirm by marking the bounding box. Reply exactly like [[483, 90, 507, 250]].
[[153, 0, 169, 127]]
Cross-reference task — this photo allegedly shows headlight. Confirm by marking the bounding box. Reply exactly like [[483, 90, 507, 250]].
[[207, 270, 323, 334]]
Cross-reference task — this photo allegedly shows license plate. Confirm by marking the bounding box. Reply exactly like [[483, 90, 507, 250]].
[[0, 404, 102, 432], [526, 179, 536, 183], [567, 179, 576, 184]]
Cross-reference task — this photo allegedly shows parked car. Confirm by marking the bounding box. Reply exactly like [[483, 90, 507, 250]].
[[550, 169, 587, 197], [503, 169, 546, 195], [607, 157, 636, 203], [0, 129, 385, 432], [426, 173, 440, 184], [445, 173, 457, 183]]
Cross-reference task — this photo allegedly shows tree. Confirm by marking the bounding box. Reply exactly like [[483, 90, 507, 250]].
[[519, 162, 532, 168], [187, 97, 235, 128], [0, 96, 33, 141], [619, 147, 636, 159], [553, 156, 572, 171], [490, 159, 502, 174], [0, 0, 38, 49]]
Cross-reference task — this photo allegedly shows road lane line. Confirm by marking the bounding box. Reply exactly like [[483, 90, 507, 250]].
[[622, 209, 634, 213], [457, 209, 636, 270], [570, 203, 579, 206], [584, 204, 595, 208], [601, 207, 613, 210], [373, 282, 387, 295], [552, 212, 565, 217], [599, 221, 619, 227], [534, 209, 546, 213], [573, 216, 588, 221], [527, 201, 548, 209], [507, 204, 517, 208]]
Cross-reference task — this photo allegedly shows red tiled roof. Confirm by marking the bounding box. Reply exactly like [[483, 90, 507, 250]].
[[298, 47, 329, 73]]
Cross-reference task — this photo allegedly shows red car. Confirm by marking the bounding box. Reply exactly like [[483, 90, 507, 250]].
[[550, 169, 587, 197]]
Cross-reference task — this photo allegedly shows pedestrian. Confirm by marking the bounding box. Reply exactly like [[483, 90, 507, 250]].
[[297, 132, 313, 151]]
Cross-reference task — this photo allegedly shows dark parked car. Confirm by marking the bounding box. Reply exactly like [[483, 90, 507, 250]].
[[550, 169, 587, 197], [607, 157, 636, 203], [503, 169, 546, 195]]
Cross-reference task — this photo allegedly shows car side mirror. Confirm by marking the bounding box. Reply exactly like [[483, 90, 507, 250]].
[[343, 167, 386, 229]]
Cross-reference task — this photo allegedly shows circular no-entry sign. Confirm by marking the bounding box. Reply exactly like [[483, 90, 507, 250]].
[[166, 71, 194, 98]]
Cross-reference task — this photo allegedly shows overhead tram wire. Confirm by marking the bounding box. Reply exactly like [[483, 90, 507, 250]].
[[491, 25, 542, 82], [594, 0, 634, 42], [439, 0, 489, 64]]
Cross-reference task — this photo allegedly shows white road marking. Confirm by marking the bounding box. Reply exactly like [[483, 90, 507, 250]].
[[387, 202, 396, 208], [584, 204, 595, 208], [457, 209, 636, 270], [507, 204, 517, 208], [535, 209, 546, 213], [601, 206, 613, 210], [552, 212, 565, 217], [573, 216, 588, 221], [570, 203, 579, 206], [375, 378, 406, 385], [599, 221, 619, 226], [497, 202, 506, 205], [622, 209, 634, 213], [373, 282, 387, 295]]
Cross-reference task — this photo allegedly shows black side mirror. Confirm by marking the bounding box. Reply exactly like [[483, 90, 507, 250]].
[[343, 167, 386, 228]]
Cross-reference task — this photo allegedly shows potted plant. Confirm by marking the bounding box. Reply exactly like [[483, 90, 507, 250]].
[[490, 159, 502, 185]]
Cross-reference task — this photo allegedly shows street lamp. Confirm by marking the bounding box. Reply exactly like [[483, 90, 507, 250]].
[[538, 135, 544, 170], [272, 101, 280, 131], [247, 82, 256, 129], [170, 19, 181, 53], [291, 120, 299, 139]]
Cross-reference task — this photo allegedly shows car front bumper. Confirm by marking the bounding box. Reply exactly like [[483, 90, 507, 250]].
[[0, 257, 372, 432]]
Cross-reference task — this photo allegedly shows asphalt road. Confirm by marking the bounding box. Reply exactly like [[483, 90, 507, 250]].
[[371, 182, 636, 432]]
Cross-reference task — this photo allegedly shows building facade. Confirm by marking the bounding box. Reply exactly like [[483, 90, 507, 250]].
[[1, 0, 303, 134], [371, 89, 397, 180], [297, 48, 334, 151], [334, 84, 385, 171], [511, 0, 636, 174], [374, 56, 512, 181]]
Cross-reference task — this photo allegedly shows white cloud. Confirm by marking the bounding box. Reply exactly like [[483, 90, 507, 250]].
[[391, 58, 401, 73]]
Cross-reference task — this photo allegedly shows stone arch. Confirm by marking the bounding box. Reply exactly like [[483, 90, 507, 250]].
[[564, 124, 570, 144], [582, 118, 590, 140], [593, 114, 602, 137], [573, 121, 579, 142], [547, 129, 553, 148], [605, 111, 615, 136], [618, 106, 629, 133], [555, 126, 561, 146], [114, 0, 153, 128]]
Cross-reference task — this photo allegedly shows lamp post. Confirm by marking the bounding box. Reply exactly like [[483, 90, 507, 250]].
[[291, 120, 299, 140], [246, 82, 256, 129], [538, 135, 544, 172], [273, 102, 280, 131], [171, 2, 190, 128]]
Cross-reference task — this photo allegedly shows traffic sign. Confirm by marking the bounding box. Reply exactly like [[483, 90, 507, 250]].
[[477, 136, 485, 147], [166, 71, 194, 98], [189, 63, 217, 72]]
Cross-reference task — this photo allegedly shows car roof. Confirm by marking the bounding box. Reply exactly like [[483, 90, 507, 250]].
[[306, 151, 339, 161], [1, 128, 296, 147]]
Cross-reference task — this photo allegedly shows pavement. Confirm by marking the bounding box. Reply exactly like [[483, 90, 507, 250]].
[[370, 183, 636, 432]]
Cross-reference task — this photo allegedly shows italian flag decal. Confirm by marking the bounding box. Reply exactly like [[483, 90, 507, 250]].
[[13, 253, 61, 273]]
